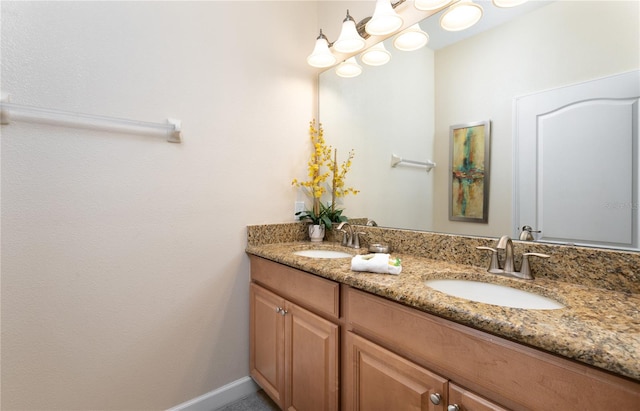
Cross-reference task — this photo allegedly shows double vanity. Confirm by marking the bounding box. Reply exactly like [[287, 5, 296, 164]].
[[246, 223, 640, 410]]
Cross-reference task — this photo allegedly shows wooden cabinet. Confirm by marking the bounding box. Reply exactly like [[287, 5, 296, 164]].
[[249, 256, 640, 411], [345, 331, 506, 411], [250, 257, 340, 411], [345, 286, 640, 411]]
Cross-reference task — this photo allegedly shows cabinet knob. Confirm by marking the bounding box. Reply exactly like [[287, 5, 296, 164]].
[[429, 393, 442, 405], [275, 307, 282, 313], [280, 309, 288, 316], [447, 405, 460, 411]]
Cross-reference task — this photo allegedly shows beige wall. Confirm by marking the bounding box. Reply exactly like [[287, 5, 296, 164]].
[[433, 0, 640, 236], [1, 1, 317, 409]]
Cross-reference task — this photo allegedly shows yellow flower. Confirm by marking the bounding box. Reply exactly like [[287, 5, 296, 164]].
[[292, 120, 358, 217], [292, 119, 332, 200]]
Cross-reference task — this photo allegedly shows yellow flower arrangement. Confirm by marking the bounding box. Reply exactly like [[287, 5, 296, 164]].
[[328, 147, 360, 206], [292, 119, 358, 226]]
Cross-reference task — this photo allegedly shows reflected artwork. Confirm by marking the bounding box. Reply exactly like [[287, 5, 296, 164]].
[[449, 121, 491, 223]]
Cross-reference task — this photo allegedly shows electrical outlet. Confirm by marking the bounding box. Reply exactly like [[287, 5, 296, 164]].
[[294, 201, 305, 219]]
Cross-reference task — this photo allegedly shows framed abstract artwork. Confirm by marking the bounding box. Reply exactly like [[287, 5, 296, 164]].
[[449, 120, 491, 223]]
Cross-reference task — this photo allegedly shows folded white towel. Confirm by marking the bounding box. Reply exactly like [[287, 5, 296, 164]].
[[351, 253, 402, 275]]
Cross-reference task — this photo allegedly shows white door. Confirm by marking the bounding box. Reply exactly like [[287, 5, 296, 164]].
[[514, 70, 640, 250]]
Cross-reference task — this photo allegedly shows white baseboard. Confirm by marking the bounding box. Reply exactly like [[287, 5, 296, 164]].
[[167, 376, 260, 411]]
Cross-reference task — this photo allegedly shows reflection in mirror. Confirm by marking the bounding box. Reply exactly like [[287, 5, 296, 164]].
[[318, 0, 639, 250]]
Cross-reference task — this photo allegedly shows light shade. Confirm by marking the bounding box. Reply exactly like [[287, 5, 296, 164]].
[[336, 57, 363, 78], [393, 24, 429, 51], [440, 0, 483, 32], [414, 0, 453, 11], [365, 0, 404, 36], [492, 0, 528, 7], [306, 29, 337, 68], [361, 42, 391, 66], [334, 10, 366, 53]]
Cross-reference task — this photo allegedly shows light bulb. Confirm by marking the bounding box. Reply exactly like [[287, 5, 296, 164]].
[[334, 10, 366, 53], [440, 0, 483, 32], [306, 30, 337, 68], [365, 0, 403, 36], [361, 42, 392, 66], [393, 24, 429, 51], [336, 57, 363, 78]]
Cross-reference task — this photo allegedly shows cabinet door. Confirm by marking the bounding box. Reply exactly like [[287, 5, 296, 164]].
[[285, 301, 339, 411], [346, 332, 448, 411], [250, 284, 286, 409], [448, 383, 509, 411]]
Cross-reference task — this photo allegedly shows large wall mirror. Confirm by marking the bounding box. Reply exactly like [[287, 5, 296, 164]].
[[318, 0, 639, 251]]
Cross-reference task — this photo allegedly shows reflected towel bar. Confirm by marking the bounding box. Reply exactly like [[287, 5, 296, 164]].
[[391, 154, 435, 172], [0, 97, 182, 143]]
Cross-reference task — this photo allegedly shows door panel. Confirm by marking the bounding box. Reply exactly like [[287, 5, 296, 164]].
[[347, 332, 447, 411], [250, 284, 285, 408], [514, 70, 640, 249], [285, 302, 339, 411]]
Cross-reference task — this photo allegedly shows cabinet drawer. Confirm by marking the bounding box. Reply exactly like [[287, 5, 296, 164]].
[[250, 256, 339, 320], [346, 286, 640, 411]]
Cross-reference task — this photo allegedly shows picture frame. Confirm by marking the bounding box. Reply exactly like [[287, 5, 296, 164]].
[[449, 120, 491, 223]]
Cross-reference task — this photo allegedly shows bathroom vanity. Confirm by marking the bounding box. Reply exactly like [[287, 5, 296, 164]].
[[247, 225, 640, 411]]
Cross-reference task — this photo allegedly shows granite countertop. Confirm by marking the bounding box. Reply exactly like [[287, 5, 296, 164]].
[[246, 241, 640, 382]]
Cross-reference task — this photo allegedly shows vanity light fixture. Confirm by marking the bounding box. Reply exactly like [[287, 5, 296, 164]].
[[440, 0, 484, 31], [335, 57, 363, 78], [393, 24, 429, 51], [365, 0, 404, 36], [361, 42, 392, 66], [334, 10, 367, 53], [414, 0, 454, 11], [492, 0, 528, 7], [307, 0, 525, 70], [306, 29, 337, 68]]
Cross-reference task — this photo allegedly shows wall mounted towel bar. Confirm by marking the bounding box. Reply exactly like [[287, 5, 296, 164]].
[[0, 97, 182, 143], [391, 154, 436, 172]]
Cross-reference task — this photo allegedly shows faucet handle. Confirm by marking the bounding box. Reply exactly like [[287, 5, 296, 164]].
[[476, 246, 501, 273], [353, 231, 366, 249], [519, 252, 550, 280], [339, 230, 350, 247], [519, 226, 541, 241]]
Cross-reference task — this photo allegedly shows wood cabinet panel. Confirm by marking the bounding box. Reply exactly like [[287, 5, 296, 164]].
[[250, 283, 285, 408], [250, 278, 339, 411], [285, 302, 339, 411], [346, 332, 448, 411], [251, 256, 340, 320], [346, 286, 640, 410], [449, 383, 509, 411]]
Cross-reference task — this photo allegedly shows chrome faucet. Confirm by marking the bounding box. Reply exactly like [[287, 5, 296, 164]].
[[477, 235, 550, 280], [496, 235, 515, 273], [336, 222, 362, 249]]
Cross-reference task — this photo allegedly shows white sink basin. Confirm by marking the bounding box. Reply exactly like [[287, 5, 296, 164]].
[[293, 249, 353, 259], [424, 279, 564, 310]]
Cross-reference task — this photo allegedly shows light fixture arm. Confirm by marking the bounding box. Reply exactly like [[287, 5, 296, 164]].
[[355, 17, 372, 39], [316, 29, 334, 48], [343, 9, 355, 23]]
